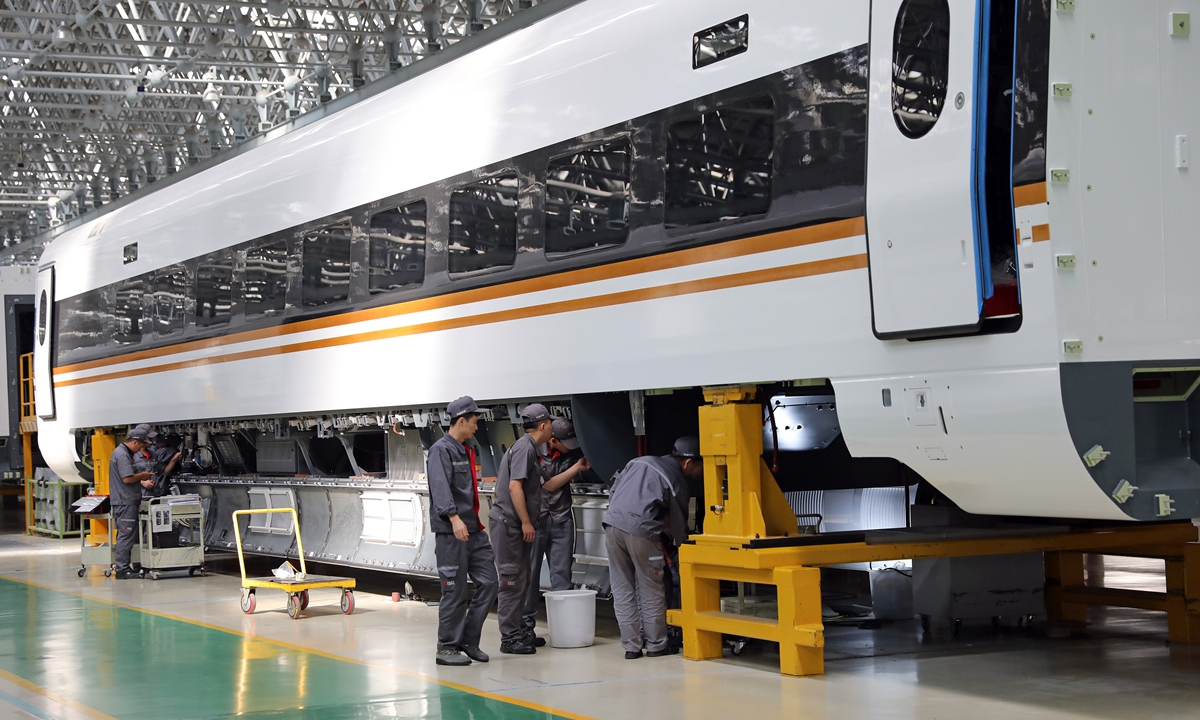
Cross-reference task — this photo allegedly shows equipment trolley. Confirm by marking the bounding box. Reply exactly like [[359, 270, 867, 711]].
[[72, 494, 134, 577], [138, 494, 206, 580], [233, 507, 356, 619]]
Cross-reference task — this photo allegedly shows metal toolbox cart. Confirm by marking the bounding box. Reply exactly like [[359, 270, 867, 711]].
[[138, 494, 206, 580], [234, 507, 356, 619], [72, 494, 137, 577]]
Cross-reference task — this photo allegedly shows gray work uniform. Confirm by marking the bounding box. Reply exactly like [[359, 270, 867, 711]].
[[603, 455, 690, 653], [522, 448, 581, 638], [427, 433, 498, 651], [488, 433, 543, 644], [109, 444, 143, 573]]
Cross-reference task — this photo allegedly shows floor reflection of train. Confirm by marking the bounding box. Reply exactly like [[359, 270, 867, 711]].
[[31, 1, 1200, 578]]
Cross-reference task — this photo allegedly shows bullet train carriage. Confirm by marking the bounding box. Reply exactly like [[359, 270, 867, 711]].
[[29, 0, 1200, 579]]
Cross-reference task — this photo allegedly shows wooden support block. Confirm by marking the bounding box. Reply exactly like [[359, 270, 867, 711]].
[[774, 565, 824, 677], [1045, 551, 1087, 624], [1166, 544, 1200, 644]]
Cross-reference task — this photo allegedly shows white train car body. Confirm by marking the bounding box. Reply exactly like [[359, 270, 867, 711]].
[[30, 0, 1200, 574]]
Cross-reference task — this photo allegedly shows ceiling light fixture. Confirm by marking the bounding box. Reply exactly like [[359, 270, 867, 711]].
[[202, 83, 222, 108]]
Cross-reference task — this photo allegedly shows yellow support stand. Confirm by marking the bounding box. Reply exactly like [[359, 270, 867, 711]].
[[678, 387, 816, 675], [672, 386, 1200, 678], [19, 351, 35, 535], [87, 430, 116, 546]]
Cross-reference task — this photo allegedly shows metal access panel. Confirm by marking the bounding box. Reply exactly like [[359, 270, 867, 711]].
[[867, 0, 985, 338], [33, 266, 54, 419]]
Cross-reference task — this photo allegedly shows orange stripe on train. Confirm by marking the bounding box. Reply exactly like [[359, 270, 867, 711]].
[[54, 254, 869, 388]]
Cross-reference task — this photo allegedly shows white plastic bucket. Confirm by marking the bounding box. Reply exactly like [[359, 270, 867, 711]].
[[544, 589, 598, 648]]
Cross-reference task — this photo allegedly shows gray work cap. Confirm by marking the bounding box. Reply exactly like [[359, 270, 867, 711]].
[[128, 424, 157, 441], [447, 396, 483, 420], [520, 403, 551, 425], [551, 417, 579, 451], [671, 437, 701, 459]]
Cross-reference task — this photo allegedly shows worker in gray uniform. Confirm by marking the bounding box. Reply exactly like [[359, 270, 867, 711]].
[[489, 403, 553, 655], [521, 417, 591, 647], [110, 424, 157, 579], [427, 396, 498, 667], [603, 437, 703, 659], [147, 435, 182, 497]]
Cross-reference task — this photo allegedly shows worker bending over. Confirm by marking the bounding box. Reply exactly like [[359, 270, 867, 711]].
[[490, 403, 553, 655], [603, 437, 703, 659], [522, 417, 590, 647], [110, 424, 157, 579], [427, 397, 498, 667]]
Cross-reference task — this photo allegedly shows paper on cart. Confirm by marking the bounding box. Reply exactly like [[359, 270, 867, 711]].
[[272, 561, 306, 581]]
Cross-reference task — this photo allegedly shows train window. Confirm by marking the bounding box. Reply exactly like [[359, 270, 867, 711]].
[[368, 201, 427, 294], [301, 217, 353, 308], [244, 239, 289, 318], [149, 264, 190, 337], [545, 139, 631, 257], [891, 0, 951, 139], [113, 278, 143, 346], [448, 173, 519, 276], [56, 289, 111, 361], [693, 15, 749, 69], [195, 253, 234, 327], [665, 95, 774, 227], [38, 290, 47, 346]]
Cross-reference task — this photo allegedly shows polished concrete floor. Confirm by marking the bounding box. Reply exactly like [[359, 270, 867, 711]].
[[2, 512, 1199, 719]]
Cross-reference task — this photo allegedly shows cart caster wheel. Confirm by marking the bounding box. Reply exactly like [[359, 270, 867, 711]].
[[138, 569, 146, 579], [240, 591, 256, 614], [299, 590, 310, 611], [77, 568, 86, 577], [952, 619, 963, 637], [188, 567, 195, 577], [920, 615, 930, 633], [200, 567, 207, 577], [340, 590, 355, 615], [104, 568, 112, 578], [150, 572, 160, 581], [287, 594, 301, 620]]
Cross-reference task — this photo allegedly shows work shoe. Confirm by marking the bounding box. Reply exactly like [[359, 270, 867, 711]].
[[435, 648, 471, 666], [521, 631, 547, 648], [624, 650, 643, 660], [646, 646, 679, 658], [461, 645, 489, 663], [499, 641, 536, 655], [114, 571, 138, 580]]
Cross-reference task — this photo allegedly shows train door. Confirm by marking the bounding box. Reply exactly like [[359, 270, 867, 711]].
[[34, 266, 54, 419], [866, 0, 1018, 339]]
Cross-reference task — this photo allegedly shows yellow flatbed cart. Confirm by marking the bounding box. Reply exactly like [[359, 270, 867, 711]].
[[233, 508, 356, 619]]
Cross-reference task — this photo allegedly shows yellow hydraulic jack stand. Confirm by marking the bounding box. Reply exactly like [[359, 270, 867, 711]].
[[670, 387, 1200, 677], [673, 387, 824, 676], [86, 430, 116, 546]]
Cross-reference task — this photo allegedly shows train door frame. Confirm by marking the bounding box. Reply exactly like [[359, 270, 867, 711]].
[[34, 266, 55, 419], [865, 0, 1020, 340]]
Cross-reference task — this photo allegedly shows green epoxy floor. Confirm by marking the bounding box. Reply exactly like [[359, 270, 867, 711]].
[[0, 578, 552, 719], [6, 524, 1200, 719]]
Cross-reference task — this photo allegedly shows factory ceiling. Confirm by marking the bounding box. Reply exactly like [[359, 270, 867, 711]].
[[0, 0, 536, 252]]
